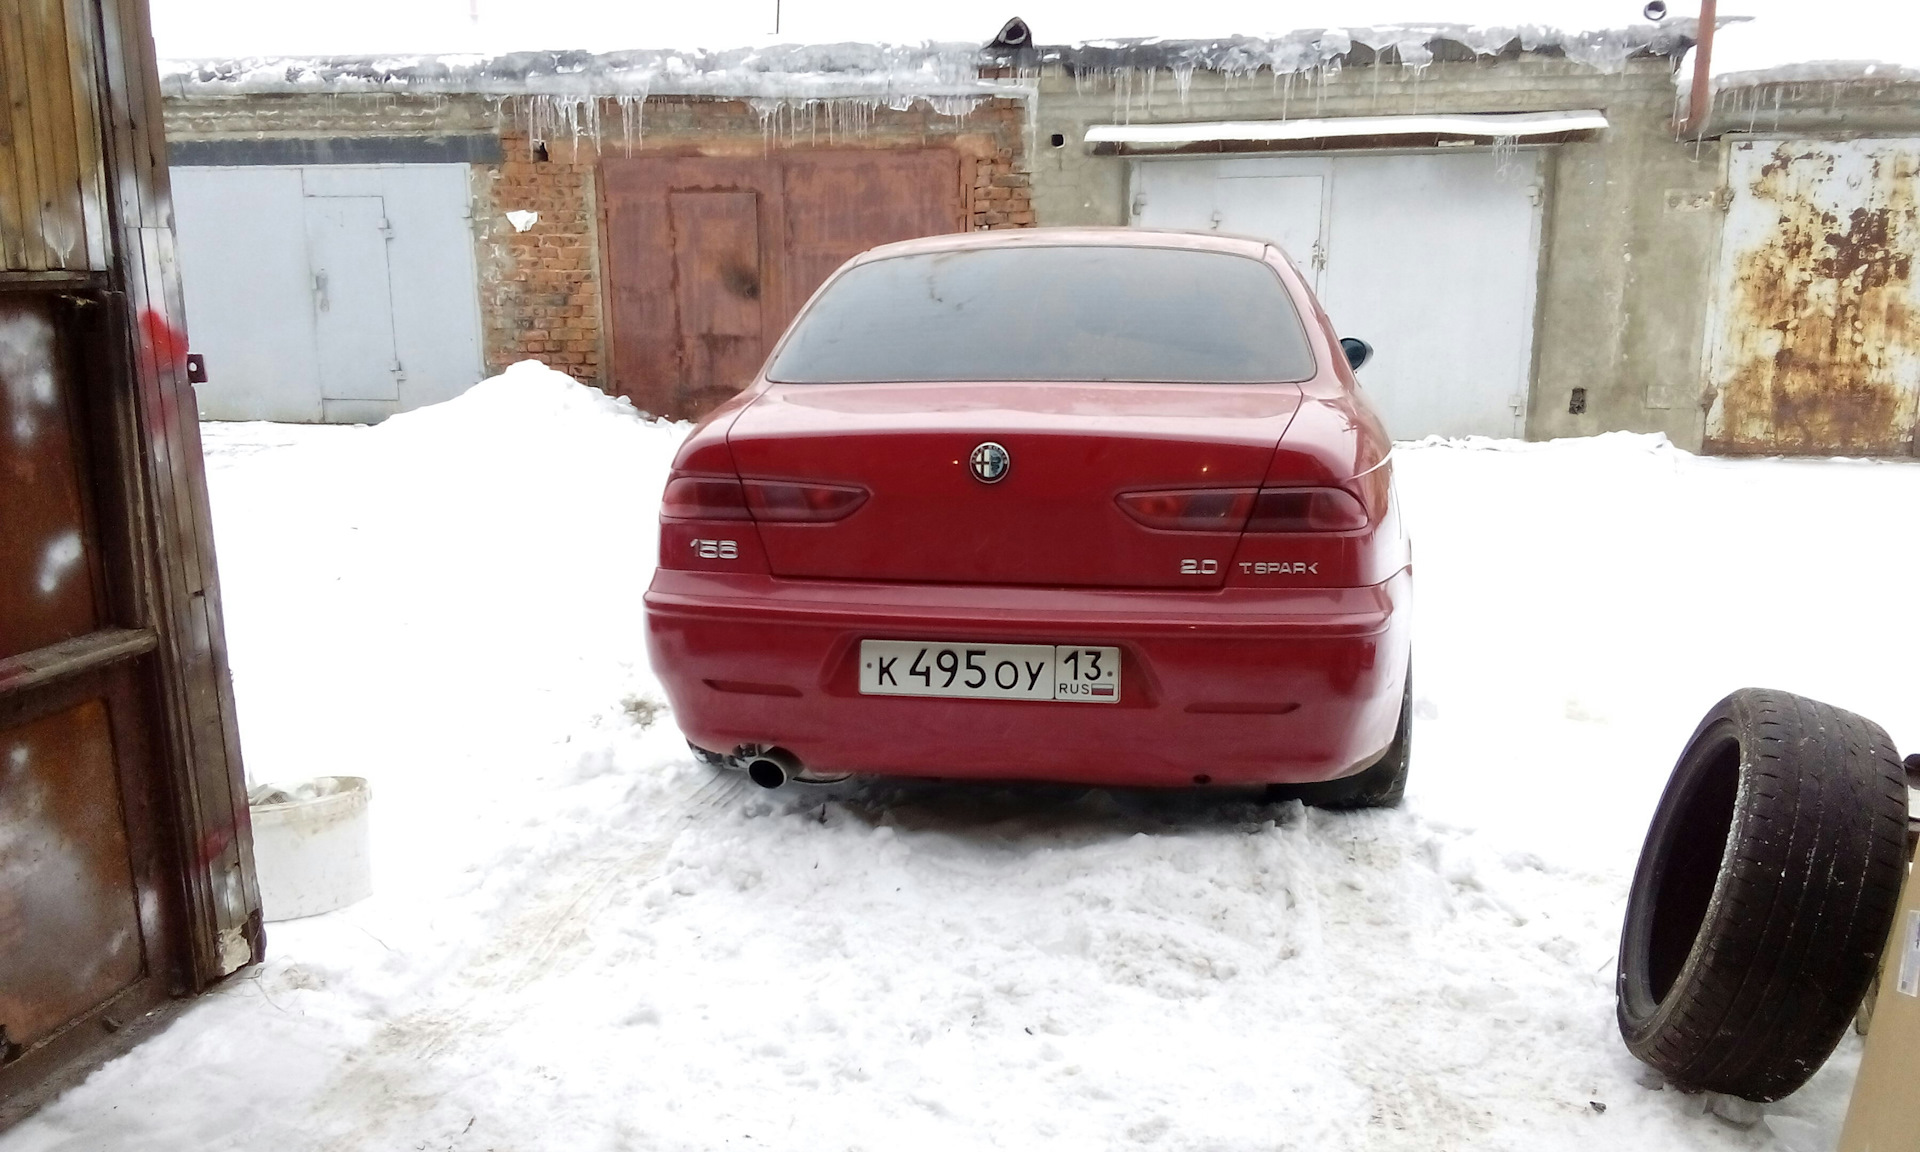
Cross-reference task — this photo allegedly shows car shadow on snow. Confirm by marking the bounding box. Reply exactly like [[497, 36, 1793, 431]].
[[765, 773, 1349, 847]]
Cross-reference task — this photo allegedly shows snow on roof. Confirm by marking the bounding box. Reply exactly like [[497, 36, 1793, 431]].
[[152, 0, 1920, 94], [1085, 110, 1610, 150], [158, 44, 1003, 103], [155, 0, 1690, 60], [157, 27, 1695, 102]]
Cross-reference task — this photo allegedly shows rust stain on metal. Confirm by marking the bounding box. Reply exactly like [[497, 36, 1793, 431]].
[[1709, 142, 1919, 455], [602, 150, 964, 419]]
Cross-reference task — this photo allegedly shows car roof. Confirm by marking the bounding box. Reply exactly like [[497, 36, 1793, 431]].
[[850, 226, 1275, 266]]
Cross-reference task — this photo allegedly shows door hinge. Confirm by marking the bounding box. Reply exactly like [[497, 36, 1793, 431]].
[[1131, 192, 1147, 217], [1526, 185, 1544, 207]]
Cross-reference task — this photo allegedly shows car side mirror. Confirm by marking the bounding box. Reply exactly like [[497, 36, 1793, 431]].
[[1340, 337, 1373, 372]]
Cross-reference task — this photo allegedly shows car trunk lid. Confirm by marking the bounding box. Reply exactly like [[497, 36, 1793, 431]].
[[725, 381, 1303, 588]]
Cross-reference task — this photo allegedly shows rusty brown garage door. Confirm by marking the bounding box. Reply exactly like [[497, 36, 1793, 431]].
[[1704, 139, 1920, 455], [602, 150, 964, 418]]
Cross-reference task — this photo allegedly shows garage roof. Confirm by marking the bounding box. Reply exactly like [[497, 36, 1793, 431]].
[[1084, 109, 1609, 154]]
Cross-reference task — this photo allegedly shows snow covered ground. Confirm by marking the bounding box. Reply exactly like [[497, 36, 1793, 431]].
[[6, 361, 1918, 1151]]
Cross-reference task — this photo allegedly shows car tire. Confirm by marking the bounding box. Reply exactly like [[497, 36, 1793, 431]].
[[1616, 688, 1909, 1102], [1278, 666, 1412, 810]]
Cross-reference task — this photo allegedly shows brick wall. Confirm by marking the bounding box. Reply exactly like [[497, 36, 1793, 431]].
[[972, 147, 1033, 229], [476, 131, 602, 382]]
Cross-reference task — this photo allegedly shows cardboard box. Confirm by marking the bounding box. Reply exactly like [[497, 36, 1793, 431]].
[[1839, 846, 1920, 1152]]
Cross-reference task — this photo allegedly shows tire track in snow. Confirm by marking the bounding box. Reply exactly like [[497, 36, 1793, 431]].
[[312, 762, 750, 1145]]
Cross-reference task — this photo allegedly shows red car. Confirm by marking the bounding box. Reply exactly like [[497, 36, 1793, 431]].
[[643, 228, 1413, 805]]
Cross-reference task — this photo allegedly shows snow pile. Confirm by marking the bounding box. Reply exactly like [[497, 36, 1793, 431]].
[[165, 361, 688, 994], [1398, 430, 1919, 868], [5, 369, 1918, 1150]]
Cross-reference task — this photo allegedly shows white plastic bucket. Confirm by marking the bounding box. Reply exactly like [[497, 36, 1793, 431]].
[[247, 776, 372, 922]]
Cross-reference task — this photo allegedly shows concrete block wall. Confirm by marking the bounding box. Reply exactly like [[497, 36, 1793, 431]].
[[1028, 57, 1723, 450]]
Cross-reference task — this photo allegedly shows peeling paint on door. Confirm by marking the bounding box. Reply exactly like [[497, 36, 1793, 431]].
[[1704, 139, 1920, 455]]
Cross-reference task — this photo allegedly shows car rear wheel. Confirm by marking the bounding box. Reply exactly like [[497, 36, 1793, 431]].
[[1274, 667, 1412, 810], [1616, 688, 1908, 1101]]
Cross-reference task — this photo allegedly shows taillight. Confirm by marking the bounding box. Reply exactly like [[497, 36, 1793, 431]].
[[742, 479, 867, 523], [1245, 488, 1369, 532], [1116, 486, 1369, 533], [661, 475, 867, 523], [662, 476, 752, 520], [1116, 488, 1256, 532]]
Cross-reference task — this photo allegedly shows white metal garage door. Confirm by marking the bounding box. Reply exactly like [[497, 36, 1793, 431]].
[[1132, 151, 1545, 440], [172, 165, 484, 423]]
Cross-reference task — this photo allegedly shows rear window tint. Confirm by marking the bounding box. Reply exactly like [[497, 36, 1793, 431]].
[[767, 246, 1316, 384]]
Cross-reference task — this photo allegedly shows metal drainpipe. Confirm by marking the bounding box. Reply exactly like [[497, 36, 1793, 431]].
[[1685, 0, 1718, 138]]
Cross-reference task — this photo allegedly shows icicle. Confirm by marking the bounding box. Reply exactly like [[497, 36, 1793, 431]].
[[615, 91, 647, 154], [1491, 134, 1518, 175]]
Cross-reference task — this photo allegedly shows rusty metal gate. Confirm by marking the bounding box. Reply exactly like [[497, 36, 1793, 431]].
[[1704, 138, 1920, 455], [2, 0, 261, 1123], [601, 150, 965, 419]]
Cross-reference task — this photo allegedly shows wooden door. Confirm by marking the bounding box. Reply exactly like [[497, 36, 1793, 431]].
[[0, 299, 147, 1064], [0, 291, 177, 1085], [2, 0, 261, 1124], [602, 149, 964, 419]]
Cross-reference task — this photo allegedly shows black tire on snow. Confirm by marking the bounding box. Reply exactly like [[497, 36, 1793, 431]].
[[1282, 666, 1412, 810], [1616, 688, 1909, 1102]]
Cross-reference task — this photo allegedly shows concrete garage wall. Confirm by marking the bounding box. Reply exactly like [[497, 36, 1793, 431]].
[[1028, 57, 1724, 450], [163, 93, 1029, 404]]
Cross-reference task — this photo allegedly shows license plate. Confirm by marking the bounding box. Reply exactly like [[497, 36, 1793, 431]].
[[858, 641, 1121, 703]]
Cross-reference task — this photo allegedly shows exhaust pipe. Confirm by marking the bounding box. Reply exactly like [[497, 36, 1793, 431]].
[[745, 747, 802, 789]]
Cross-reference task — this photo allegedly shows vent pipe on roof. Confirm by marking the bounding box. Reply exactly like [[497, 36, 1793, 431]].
[[989, 17, 1032, 49], [1680, 0, 1718, 137]]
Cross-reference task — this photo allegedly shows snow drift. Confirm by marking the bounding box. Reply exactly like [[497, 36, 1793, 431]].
[[4, 360, 1916, 1151]]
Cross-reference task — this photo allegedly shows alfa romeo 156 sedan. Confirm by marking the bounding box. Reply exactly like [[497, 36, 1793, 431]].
[[643, 228, 1412, 806]]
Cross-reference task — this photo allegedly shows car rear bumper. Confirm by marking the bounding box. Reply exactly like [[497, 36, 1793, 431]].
[[643, 568, 1412, 788]]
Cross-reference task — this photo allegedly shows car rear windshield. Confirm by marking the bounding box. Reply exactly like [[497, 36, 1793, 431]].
[[766, 245, 1317, 384]]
